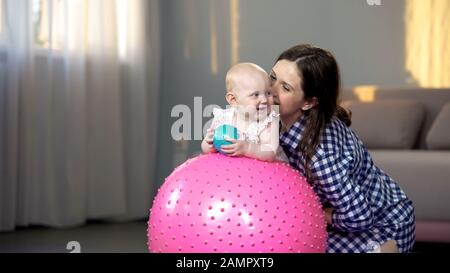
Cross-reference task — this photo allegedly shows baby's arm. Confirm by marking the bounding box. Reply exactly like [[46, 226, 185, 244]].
[[221, 116, 279, 161], [245, 118, 279, 161]]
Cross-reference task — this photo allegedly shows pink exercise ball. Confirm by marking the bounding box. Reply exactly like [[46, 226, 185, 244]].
[[147, 153, 327, 253]]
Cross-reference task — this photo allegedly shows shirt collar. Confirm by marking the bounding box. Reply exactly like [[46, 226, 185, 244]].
[[280, 114, 307, 151]]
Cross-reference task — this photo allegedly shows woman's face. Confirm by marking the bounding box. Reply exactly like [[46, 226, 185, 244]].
[[269, 60, 307, 123]]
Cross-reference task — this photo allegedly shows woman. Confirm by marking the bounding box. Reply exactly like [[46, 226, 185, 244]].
[[270, 44, 415, 253]]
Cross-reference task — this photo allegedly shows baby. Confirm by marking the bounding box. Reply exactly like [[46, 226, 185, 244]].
[[201, 62, 288, 162]]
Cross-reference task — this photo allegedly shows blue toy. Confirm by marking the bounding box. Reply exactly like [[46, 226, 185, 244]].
[[213, 124, 239, 154]]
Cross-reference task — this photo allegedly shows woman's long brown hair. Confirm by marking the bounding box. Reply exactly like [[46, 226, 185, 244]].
[[276, 44, 351, 183]]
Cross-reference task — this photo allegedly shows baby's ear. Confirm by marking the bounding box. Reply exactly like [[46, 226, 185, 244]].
[[226, 91, 237, 105]]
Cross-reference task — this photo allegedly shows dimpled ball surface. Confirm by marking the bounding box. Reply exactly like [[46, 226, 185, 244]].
[[147, 153, 327, 253]]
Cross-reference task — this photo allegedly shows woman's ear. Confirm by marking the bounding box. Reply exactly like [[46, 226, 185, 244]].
[[301, 97, 318, 111], [226, 91, 237, 105]]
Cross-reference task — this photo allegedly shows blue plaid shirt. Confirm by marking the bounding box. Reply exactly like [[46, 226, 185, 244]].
[[280, 115, 415, 252]]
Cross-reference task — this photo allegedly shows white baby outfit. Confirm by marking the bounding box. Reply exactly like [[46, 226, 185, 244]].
[[211, 107, 289, 162]]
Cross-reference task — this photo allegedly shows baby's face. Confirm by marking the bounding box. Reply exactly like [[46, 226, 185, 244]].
[[234, 74, 273, 120]]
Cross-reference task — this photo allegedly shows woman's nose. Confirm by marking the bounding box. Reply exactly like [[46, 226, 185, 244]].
[[271, 86, 279, 98]]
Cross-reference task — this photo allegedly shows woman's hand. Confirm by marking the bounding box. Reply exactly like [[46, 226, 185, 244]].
[[220, 136, 249, 157], [324, 207, 334, 225]]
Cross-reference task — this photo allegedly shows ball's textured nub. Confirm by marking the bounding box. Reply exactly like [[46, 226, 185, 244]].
[[147, 153, 327, 253]]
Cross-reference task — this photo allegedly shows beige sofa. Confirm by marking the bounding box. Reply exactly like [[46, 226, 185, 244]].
[[341, 87, 450, 243]]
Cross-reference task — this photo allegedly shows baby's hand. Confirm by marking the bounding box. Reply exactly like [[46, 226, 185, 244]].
[[220, 136, 248, 157], [205, 128, 215, 144], [201, 128, 216, 153]]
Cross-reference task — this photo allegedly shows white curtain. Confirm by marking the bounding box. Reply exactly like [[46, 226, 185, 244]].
[[405, 0, 450, 88], [0, 0, 160, 231]]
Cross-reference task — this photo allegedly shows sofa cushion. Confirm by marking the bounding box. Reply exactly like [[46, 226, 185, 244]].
[[370, 150, 450, 221], [426, 102, 450, 149], [341, 88, 450, 149], [341, 100, 425, 149]]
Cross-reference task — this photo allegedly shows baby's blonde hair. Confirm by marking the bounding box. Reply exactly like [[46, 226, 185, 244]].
[[225, 63, 267, 93]]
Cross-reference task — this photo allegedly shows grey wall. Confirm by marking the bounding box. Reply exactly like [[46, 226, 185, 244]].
[[155, 0, 408, 188]]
